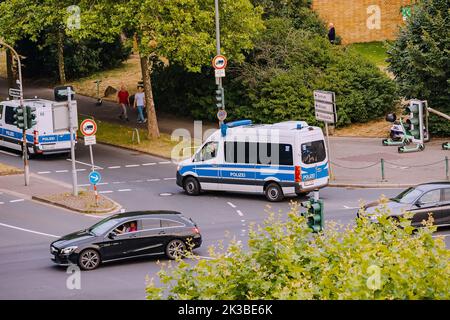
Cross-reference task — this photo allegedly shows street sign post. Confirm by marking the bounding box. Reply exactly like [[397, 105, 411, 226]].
[[80, 119, 97, 136], [217, 109, 227, 122], [313, 90, 337, 180], [89, 171, 101, 185], [81, 118, 99, 203], [84, 135, 96, 146], [214, 69, 226, 78], [9, 88, 21, 99], [212, 55, 227, 70]]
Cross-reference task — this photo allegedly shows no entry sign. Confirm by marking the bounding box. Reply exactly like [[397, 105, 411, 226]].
[[80, 119, 97, 136]]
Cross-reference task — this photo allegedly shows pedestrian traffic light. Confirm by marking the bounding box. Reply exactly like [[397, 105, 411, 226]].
[[215, 87, 223, 109], [13, 106, 26, 130], [26, 106, 37, 129], [301, 198, 324, 233], [405, 100, 424, 141]]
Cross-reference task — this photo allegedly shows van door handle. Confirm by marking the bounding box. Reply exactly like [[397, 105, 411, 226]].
[[158, 231, 166, 235]]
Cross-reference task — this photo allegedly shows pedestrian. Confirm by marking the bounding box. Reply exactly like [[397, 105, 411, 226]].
[[117, 84, 130, 121], [328, 22, 336, 44], [133, 86, 147, 123]]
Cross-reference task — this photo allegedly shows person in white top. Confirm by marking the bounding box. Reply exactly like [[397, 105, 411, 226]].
[[133, 86, 147, 123]]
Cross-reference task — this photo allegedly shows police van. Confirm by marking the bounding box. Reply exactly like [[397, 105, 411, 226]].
[[0, 98, 77, 156], [176, 120, 329, 202]]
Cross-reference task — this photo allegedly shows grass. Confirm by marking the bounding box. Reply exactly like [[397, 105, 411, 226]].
[[348, 41, 390, 68], [0, 163, 23, 176], [68, 54, 142, 102], [78, 116, 196, 161], [333, 118, 391, 138]]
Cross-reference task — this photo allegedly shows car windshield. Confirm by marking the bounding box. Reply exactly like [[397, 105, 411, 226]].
[[391, 187, 423, 204], [88, 218, 120, 236]]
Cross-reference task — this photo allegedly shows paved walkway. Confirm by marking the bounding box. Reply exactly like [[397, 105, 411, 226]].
[[1, 77, 449, 187]]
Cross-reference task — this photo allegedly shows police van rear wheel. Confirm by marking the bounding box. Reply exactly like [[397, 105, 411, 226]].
[[184, 177, 200, 196], [265, 183, 284, 202]]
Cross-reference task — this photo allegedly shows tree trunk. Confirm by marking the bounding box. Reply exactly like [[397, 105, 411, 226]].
[[140, 54, 160, 139], [6, 49, 15, 88], [57, 29, 66, 84]]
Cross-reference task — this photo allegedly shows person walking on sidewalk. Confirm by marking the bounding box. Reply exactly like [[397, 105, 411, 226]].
[[133, 86, 147, 124], [117, 84, 130, 121]]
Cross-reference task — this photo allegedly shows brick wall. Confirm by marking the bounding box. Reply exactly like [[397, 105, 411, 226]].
[[312, 0, 415, 43]]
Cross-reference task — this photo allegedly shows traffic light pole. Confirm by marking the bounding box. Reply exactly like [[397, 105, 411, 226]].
[[214, 0, 225, 126], [0, 40, 29, 185], [67, 87, 78, 196]]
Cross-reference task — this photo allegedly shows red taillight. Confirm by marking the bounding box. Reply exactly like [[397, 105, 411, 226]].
[[33, 130, 38, 145], [295, 165, 301, 183], [193, 227, 200, 234]]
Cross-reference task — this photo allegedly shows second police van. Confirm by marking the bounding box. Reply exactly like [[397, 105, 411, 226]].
[[176, 120, 329, 202], [0, 98, 77, 156]]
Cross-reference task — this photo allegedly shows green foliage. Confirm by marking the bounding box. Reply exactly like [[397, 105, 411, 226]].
[[146, 201, 450, 300], [387, 0, 450, 135]]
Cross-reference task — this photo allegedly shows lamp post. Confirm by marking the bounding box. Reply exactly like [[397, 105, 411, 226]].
[[0, 40, 30, 186]]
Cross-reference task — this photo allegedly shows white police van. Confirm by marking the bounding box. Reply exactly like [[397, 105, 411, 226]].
[[176, 120, 329, 202], [0, 98, 77, 156]]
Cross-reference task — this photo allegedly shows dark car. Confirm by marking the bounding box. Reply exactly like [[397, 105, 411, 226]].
[[358, 182, 450, 228], [50, 211, 202, 270]]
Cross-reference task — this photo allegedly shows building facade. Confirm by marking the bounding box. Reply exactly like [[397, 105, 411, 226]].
[[312, 0, 415, 43]]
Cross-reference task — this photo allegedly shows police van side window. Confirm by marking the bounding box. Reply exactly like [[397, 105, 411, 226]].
[[225, 142, 293, 165], [4, 107, 15, 125], [301, 140, 326, 164], [0, 105, 3, 120], [196, 141, 218, 162]]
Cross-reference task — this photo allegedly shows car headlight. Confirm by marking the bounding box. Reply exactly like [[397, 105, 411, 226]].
[[177, 164, 181, 171], [61, 246, 78, 255]]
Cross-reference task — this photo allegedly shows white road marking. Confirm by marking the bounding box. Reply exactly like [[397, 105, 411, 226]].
[[132, 180, 144, 183], [0, 202, 4, 205], [78, 184, 90, 187], [227, 202, 236, 208], [142, 163, 156, 166], [0, 150, 19, 157], [97, 182, 109, 185], [76, 169, 86, 172], [66, 159, 103, 169], [158, 161, 172, 164], [99, 190, 113, 194], [118, 189, 132, 192], [0, 222, 60, 238], [343, 205, 360, 210], [108, 166, 121, 169], [37, 171, 51, 174], [9, 199, 25, 203], [197, 256, 215, 260], [163, 177, 176, 180], [432, 234, 450, 238], [55, 170, 68, 173], [236, 210, 244, 217], [241, 219, 245, 222], [112, 181, 125, 184], [147, 178, 160, 182], [125, 164, 139, 168]]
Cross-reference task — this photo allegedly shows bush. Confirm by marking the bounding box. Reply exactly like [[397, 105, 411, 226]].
[[146, 201, 450, 300]]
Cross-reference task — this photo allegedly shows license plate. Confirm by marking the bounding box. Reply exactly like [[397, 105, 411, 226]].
[[42, 144, 56, 150], [304, 180, 314, 186]]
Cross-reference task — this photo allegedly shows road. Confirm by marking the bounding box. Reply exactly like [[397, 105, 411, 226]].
[[1, 143, 449, 299]]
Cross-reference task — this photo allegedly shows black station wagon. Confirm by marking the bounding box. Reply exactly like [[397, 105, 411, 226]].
[[50, 211, 202, 270]]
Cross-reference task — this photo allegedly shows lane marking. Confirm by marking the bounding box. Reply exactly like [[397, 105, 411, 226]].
[[197, 256, 215, 260], [118, 189, 131, 192], [142, 163, 156, 166], [132, 180, 144, 183], [125, 164, 139, 168], [99, 190, 113, 194], [108, 166, 121, 169], [432, 234, 450, 238], [97, 182, 109, 185], [9, 199, 25, 203], [78, 184, 90, 187], [163, 177, 176, 181], [343, 205, 360, 210], [76, 169, 86, 172], [236, 210, 244, 217], [66, 159, 103, 170], [158, 161, 172, 165], [227, 202, 236, 208], [0, 202, 4, 205], [147, 179, 160, 182], [38, 171, 51, 174], [55, 170, 68, 173], [113, 181, 125, 184], [0, 222, 60, 238], [0, 150, 20, 157]]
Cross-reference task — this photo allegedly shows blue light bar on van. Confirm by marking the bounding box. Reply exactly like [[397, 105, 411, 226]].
[[297, 124, 302, 129], [221, 120, 252, 137]]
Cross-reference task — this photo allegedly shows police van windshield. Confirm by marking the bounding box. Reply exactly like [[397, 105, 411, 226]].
[[301, 140, 326, 164]]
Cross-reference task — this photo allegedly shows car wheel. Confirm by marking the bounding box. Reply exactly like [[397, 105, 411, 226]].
[[265, 183, 284, 202], [184, 177, 200, 196], [78, 249, 101, 270], [165, 239, 187, 260]]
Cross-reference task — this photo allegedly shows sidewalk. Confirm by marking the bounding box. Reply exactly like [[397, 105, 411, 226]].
[[1, 77, 449, 188]]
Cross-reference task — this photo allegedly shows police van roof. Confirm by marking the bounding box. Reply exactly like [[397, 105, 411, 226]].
[[2, 98, 55, 106]]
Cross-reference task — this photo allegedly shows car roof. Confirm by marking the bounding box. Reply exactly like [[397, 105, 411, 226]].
[[415, 182, 450, 191], [109, 210, 182, 220]]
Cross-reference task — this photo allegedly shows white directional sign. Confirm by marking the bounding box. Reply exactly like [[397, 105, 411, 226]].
[[84, 135, 97, 146], [314, 101, 335, 113], [314, 90, 334, 104], [315, 111, 335, 124], [314, 90, 336, 124], [9, 88, 21, 98]]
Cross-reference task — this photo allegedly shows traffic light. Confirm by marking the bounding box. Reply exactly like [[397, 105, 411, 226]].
[[13, 106, 26, 130], [215, 87, 223, 109], [301, 198, 324, 233], [405, 100, 424, 141], [26, 106, 37, 129]]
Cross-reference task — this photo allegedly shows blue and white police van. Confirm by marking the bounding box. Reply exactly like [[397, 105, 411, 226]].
[[0, 98, 77, 156], [176, 120, 329, 202]]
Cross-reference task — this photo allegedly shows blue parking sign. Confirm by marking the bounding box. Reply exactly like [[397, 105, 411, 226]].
[[89, 171, 101, 185]]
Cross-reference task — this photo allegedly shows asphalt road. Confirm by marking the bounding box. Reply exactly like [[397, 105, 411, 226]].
[[1, 143, 449, 299]]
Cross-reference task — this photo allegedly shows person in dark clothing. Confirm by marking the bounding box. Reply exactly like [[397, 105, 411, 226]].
[[328, 23, 336, 44]]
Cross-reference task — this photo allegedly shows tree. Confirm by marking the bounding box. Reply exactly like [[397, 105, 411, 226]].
[[112, 0, 264, 138], [387, 0, 450, 135], [146, 201, 450, 299]]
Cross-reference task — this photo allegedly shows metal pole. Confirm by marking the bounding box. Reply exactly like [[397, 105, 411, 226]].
[[0, 41, 29, 186], [446, 156, 449, 180], [381, 158, 386, 182], [325, 123, 333, 181], [214, 0, 225, 126], [68, 87, 78, 196]]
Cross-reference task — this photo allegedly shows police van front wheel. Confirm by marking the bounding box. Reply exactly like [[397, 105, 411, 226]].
[[184, 177, 200, 196], [265, 183, 284, 202]]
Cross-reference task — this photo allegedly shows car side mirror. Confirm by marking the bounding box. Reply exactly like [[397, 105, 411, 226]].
[[108, 232, 117, 239], [415, 201, 423, 208]]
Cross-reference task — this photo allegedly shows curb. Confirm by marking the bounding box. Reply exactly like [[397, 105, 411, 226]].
[[329, 182, 413, 189], [32, 194, 122, 215]]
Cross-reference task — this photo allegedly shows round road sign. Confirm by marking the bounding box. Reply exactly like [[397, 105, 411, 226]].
[[217, 109, 227, 121], [89, 171, 101, 185], [80, 119, 97, 136], [212, 55, 227, 70]]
